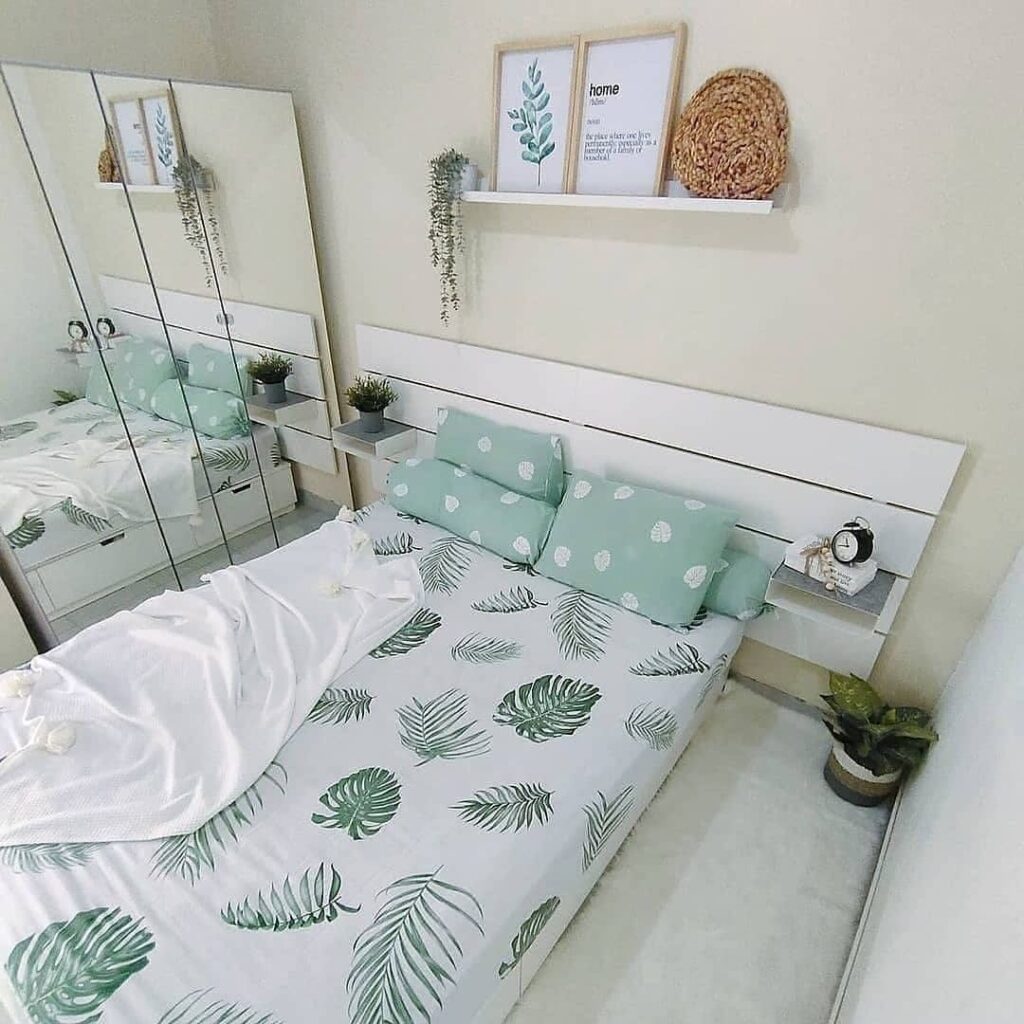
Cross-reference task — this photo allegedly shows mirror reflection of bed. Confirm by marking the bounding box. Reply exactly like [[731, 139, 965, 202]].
[[0, 63, 352, 643]]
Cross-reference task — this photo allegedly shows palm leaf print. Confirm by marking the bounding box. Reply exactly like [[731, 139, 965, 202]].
[[312, 767, 401, 839], [0, 420, 37, 441], [471, 586, 547, 613], [6, 907, 154, 1023], [494, 674, 602, 743], [498, 897, 561, 979], [450, 633, 522, 663], [268, 439, 283, 468], [6, 514, 45, 549], [667, 607, 708, 633], [398, 687, 490, 764], [59, 497, 110, 533], [629, 642, 709, 677], [0, 843, 97, 874], [581, 786, 636, 872], [203, 442, 251, 473], [221, 863, 359, 932], [624, 703, 679, 750], [157, 988, 282, 1024], [347, 869, 484, 1024], [373, 532, 420, 557], [452, 783, 553, 833], [697, 654, 730, 710], [308, 687, 373, 724], [151, 761, 286, 884], [503, 559, 538, 575], [419, 536, 474, 594], [551, 589, 613, 661], [369, 607, 442, 658]]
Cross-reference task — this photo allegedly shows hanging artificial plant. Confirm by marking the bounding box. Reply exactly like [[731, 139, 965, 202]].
[[428, 148, 469, 324], [172, 155, 228, 289]]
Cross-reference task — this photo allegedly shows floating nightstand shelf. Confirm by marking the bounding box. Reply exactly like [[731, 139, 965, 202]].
[[246, 392, 317, 427], [332, 419, 416, 459], [766, 563, 898, 636]]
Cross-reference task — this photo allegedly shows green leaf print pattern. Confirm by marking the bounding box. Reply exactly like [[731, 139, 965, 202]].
[[398, 688, 491, 764], [471, 585, 547, 613], [450, 633, 523, 663], [220, 863, 360, 932], [59, 498, 110, 533], [312, 767, 401, 839], [550, 589, 613, 661], [372, 532, 420, 557], [498, 896, 561, 979], [696, 653, 730, 710], [629, 642, 709, 677], [307, 687, 373, 724], [6, 907, 154, 1023], [581, 786, 636, 872], [347, 869, 484, 1024], [419, 536, 474, 595], [151, 761, 287, 884], [203, 443, 251, 474], [157, 988, 282, 1024], [624, 704, 679, 751], [452, 783, 553, 833], [370, 607, 442, 658], [493, 675, 602, 743], [6, 514, 45, 549], [507, 57, 555, 186], [0, 843, 97, 874]]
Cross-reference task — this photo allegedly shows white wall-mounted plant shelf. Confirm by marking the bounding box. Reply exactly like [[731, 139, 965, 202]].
[[462, 190, 774, 215], [246, 392, 318, 428], [333, 419, 416, 460], [766, 563, 898, 636]]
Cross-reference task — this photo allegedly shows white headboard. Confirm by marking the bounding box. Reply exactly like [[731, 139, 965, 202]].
[[98, 275, 338, 474], [357, 324, 965, 677]]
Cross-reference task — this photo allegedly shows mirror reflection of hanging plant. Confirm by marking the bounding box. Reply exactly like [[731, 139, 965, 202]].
[[428, 148, 469, 324], [172, 155, 228, 289], [508, 57, 554, 185]]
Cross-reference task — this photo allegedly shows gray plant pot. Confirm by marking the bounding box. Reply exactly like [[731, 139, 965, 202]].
[[261, 380, 287, 405], [360, 409, 385, 434]]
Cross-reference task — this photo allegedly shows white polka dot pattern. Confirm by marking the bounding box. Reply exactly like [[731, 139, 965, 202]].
[[684, 499, 706, 511], [650, 521, 672, 543], [593, 550, 611, 572], [469, 530, 482, 544], [392, 483, 408, 497], [444, 495, 460, 512], [613, 486, 634, 500], [518, 460, 534, 481], [553, 545, 571, 567], [572, 479, 592, 500], [513, 536, 531, 557], [499, 492, 521, 505], [620, 592, 639, 610], [684, 565, 708, 588], [477, 436, 492, 453]]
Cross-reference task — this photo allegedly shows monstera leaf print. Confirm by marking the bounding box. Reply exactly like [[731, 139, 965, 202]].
[[453, 783, 553, 833], [398, 688, 490, 764], [157, 989, 282, 1024], [347, 869, 484, 1024], [307, 687, 373, 724], [624, 703, 679, 750], [419, 537, 474, 595], [493, 675, 602, 742], [59, 498, 110, 533], [151, 761, 286, 884], [221, 863, 359, 932], [203, 443, 251, 473], [6, 907, 154, 1023], [498, 897, 561, 979], [373, 532, 420, 557], [369, 608, 442, 658], [0, 843, 97, 874], [450, 633, 522, 663], [0, 420, 37, 442], [629, 642, 709, 677], [312, 767, 401, 839], [471, 586, 547, 613], [581, 786, 636, 872], [551, 589, 613, 661], [6, 514, 45, 549]]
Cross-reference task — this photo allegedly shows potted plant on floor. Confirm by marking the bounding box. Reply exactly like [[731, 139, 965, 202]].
[[821, 672, 937, 806], [248, 352, 293, 405], [344, 374, 398, 434]]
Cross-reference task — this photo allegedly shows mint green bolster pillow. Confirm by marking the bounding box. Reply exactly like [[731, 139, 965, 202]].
[[702, 548, 771, 621], [151, 380, 250, 439], [434, 407, 565, 505], [387, 457, 554, 564], [188, 341, 252, 397], [85, 337, 177, 412], [535, 471, 738, 625]]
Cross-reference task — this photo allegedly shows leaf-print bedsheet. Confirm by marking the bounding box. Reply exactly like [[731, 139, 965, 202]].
[[0, 502, 743, 1024]]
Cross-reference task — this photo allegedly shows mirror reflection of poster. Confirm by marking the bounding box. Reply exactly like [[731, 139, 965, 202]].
[[570, 26, 685, 197], [142, 94, 180, 186], [492, 38, 580, 193], [110, 98, 156, 186]]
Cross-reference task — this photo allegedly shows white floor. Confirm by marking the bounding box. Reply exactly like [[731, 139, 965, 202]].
[[507, 683, 889, 1024]]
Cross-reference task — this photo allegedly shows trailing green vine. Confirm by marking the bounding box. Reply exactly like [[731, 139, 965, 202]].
[[428, 148, 469, 323], [173, 155, 228, 289]]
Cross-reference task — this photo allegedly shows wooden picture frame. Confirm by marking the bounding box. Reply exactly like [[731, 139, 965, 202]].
[[491, 36, 581, 193], [108, 97, 156, 186], [568, 24, 686, 197]]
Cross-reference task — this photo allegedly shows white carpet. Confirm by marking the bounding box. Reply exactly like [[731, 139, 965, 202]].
[[507, 683, 889, 1024]]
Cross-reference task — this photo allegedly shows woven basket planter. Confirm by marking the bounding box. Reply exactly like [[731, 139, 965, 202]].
[[672, 68, 789, 200], [824, 742, 901, 807]]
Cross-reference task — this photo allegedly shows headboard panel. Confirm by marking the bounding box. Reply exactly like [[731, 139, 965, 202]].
[[357, 324, 965, 678]]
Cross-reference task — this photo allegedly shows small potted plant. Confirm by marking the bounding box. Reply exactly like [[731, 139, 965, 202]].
[[248, 352, 293, 405], [428, 148, 478, 324], [344, 374, 398, 434], [821, 672, 938, 806]]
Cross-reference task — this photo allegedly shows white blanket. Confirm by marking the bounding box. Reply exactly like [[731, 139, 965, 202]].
[[0, 519, 423, 845], [0, 437, 199, 534]]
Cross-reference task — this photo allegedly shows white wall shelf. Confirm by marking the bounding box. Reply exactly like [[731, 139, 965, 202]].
[[462, 190, 774, 215], [95, 182, 175, 194], [246, 392, 318, 427], [333, 419, 415, 460]]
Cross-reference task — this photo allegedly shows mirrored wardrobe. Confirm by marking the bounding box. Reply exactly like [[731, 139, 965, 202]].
[[0, 63, 351, 644]]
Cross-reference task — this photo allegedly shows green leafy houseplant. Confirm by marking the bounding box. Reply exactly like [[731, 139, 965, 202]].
[[345, 374, 397, 434], [428, 148, 469, 324], [247, 352, 293, 406], [172, 155, 228, 289]]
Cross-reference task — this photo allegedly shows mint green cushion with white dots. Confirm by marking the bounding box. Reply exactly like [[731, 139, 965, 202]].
[[702, 548, 770, 621], [433, 407, 565, 505], [150, 380, 249, 439], [85, 337, 177, 412], [188, 341, 252, 397], [387, 457, 554, 565], [535, 470, 738, 625]]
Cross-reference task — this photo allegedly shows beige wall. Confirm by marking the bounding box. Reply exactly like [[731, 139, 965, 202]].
[[210, 0, 1024, 708]]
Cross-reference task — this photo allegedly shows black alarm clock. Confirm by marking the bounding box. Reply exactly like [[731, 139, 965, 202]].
[[831, 517, 874, 565], [96, 317, 116, 339], [67, 320, 89, 342]]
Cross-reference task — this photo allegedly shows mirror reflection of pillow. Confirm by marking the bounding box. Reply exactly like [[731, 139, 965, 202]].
[[187, 341, 253, 397], [151, 380, 250, 439], [84, 336, 177, 412]]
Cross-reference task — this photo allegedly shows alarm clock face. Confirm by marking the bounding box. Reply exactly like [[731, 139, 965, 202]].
[[67, 320, 88, 342], [96, 317, 115, 339], [831, 529, 859, 564]]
